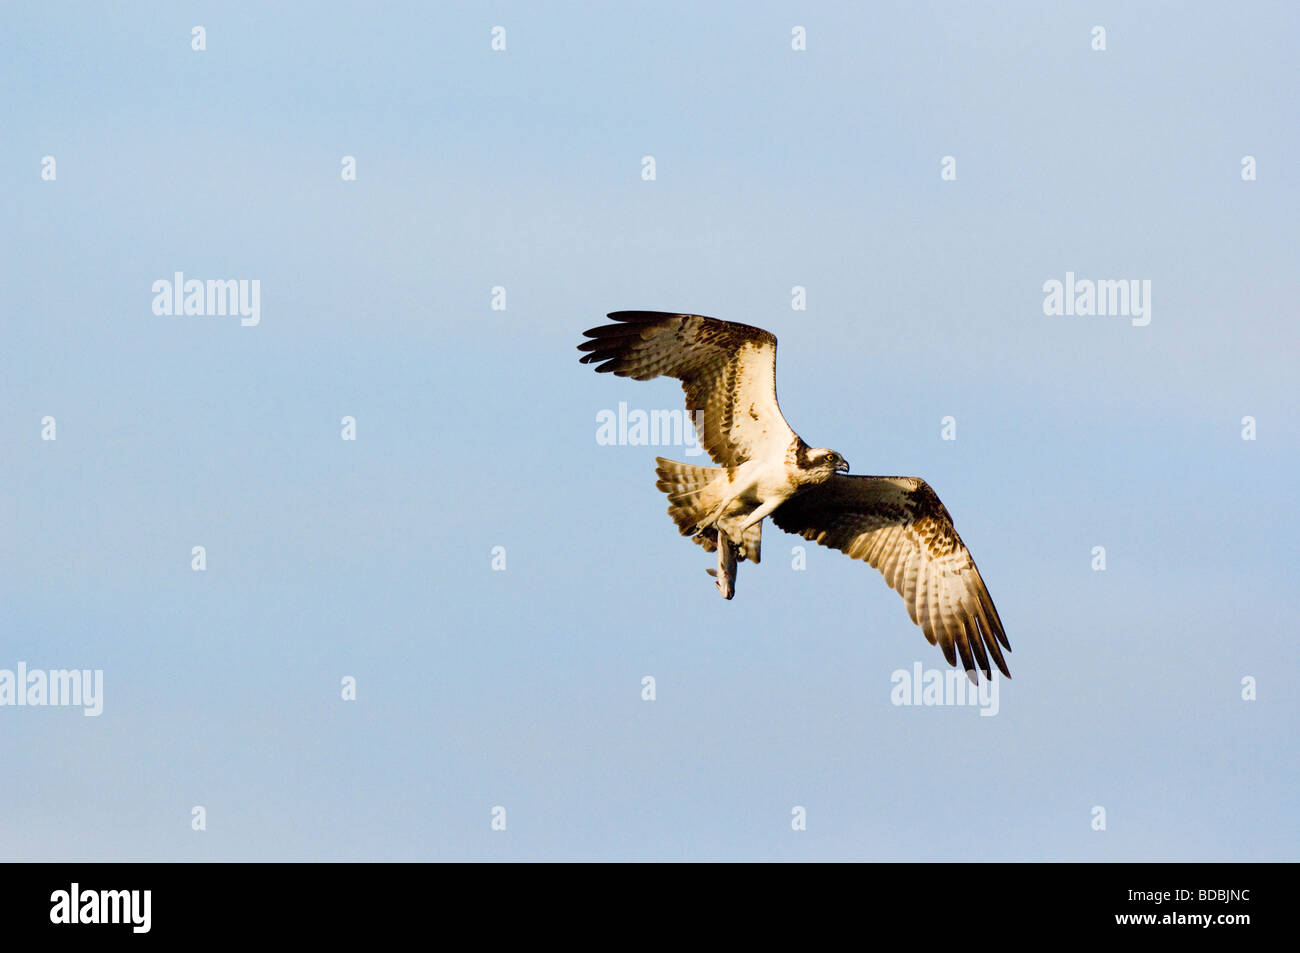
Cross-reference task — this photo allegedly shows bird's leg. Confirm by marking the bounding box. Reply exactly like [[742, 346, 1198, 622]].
[[693, 493, 739, 536], [691, 467, 752, 536], [737, 498, 782, 532]]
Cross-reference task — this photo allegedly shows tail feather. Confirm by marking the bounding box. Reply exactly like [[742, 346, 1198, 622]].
[[654, 457, 724, 552], [653, 457, 761, 564]]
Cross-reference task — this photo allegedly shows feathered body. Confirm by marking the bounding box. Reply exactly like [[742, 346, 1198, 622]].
[[579, 311, 1011, 682]]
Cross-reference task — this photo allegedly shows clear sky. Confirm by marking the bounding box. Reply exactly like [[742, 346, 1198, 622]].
[[2, 1, 1296, 860]]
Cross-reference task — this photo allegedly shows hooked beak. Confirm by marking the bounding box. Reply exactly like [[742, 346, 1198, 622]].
[[836, 460, 850, 473]]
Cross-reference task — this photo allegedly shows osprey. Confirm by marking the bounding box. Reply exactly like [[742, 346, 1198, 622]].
[[579, 310, 1011, 682]]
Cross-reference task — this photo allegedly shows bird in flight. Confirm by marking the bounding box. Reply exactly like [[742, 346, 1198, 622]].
[[578, 311, 1011, 682]]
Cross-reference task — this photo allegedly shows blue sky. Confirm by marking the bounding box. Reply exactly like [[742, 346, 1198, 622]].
[[1, 1, 1296, 860]]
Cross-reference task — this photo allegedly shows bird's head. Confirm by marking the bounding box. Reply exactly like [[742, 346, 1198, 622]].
[[804, 448, 850, 483]]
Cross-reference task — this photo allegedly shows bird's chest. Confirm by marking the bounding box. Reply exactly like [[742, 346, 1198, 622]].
[[733, 458, 802, 504]]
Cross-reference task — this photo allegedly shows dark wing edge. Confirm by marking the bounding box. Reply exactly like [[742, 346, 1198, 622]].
[[771, 475, 1011, 682], [577, 311, 794, 467]]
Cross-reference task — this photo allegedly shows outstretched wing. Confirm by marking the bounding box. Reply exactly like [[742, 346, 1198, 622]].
[[772, 475, 1011, 681], [578, 311, 797, 467]]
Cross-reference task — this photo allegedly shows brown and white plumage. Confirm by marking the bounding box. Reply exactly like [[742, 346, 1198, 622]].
[[579, 310, 1011, 682], [578, 311, 795, 468], [771, 476, 1010, 680]]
